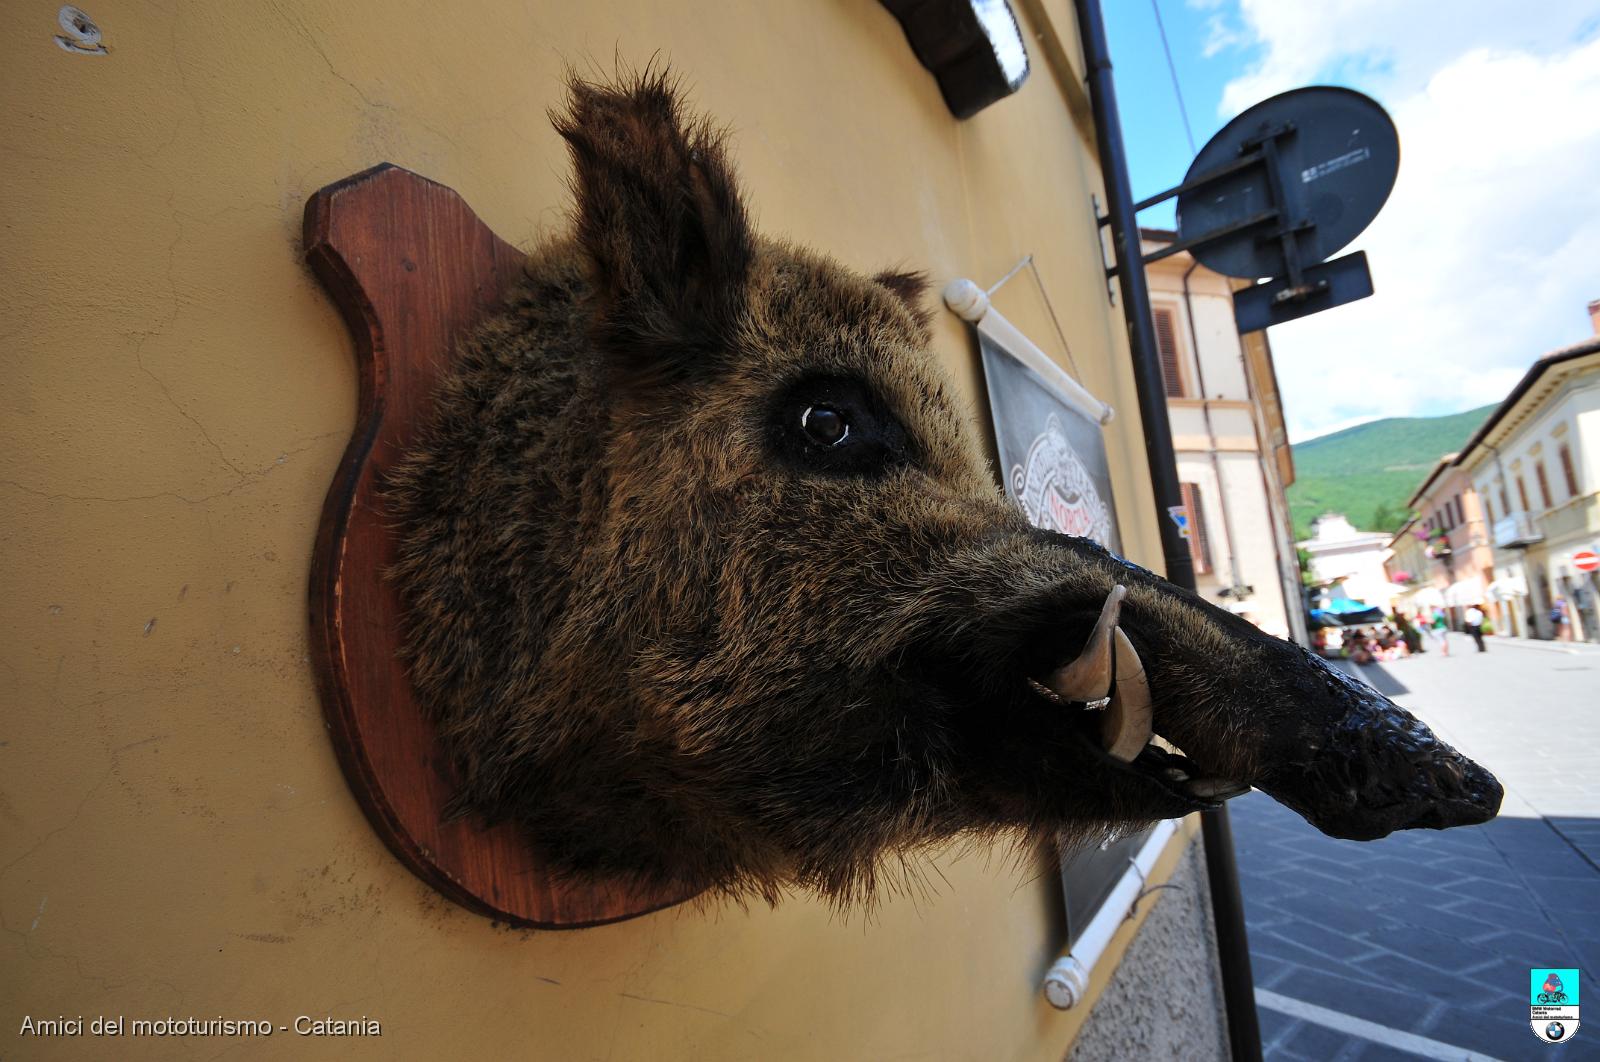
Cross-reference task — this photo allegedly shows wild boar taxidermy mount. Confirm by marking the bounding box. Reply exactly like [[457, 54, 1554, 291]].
[[386, 71, 1501, 907]]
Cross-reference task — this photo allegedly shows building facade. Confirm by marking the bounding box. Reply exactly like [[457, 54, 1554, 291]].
[[1142, 230, 1308, 645], [1386, 514, 1431, 608], [1300, 513, 1396, 610], [1455, 327, 1600, 642], [1385, 456, 1502, 631]]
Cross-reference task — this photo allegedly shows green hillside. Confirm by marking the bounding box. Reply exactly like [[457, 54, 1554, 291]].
[[1287, 404, 1496, 541]]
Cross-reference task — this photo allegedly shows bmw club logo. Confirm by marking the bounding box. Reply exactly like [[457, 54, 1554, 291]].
[[1530, 969, 1580, 1044]]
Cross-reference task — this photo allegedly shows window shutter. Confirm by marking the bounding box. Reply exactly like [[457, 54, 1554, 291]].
[[1559, 445, 1578, 497], [1153, 308, 1184, 398], [1536, 463, 1552, 509], [1517, 476, 1530, 512], [1180, 482, 1213, 574]]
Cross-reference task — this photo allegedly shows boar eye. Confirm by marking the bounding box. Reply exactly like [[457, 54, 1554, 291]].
[[766, 374, 912, 477], [801, 406, 849, 447]]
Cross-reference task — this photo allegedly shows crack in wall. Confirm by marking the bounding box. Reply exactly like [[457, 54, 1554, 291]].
[[0, 430, 341, 507]]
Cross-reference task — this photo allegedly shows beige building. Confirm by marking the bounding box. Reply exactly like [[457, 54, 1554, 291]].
[[3, 4, 1244, 1060], [1455, 321, 1600, 642], [1142, 229, 1307, 644]]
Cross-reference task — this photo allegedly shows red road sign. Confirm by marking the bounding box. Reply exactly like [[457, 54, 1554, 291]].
[[1574, 550, 1600, 573]]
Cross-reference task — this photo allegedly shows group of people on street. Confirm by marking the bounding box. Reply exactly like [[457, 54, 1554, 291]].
[[1336, 625, 1410, 664], [1312, 604, 1489, 662]]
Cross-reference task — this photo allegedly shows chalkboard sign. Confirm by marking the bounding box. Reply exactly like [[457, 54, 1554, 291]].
[[979, 333, 1122, 554]]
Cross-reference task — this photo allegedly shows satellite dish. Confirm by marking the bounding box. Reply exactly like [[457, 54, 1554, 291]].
[[1176, 87, 1399, 280]]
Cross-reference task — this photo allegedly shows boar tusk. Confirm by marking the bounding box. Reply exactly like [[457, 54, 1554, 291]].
[[1043, 585, 1127, 709], [1100, 628, 1154, 763], [1040, 587, 1154, 764], [1186, 778, 1251, 801]]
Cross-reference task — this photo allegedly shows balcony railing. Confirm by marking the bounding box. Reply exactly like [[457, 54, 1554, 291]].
[[1539, 490, 1600, 542], [1493, 512, 1544, 548]]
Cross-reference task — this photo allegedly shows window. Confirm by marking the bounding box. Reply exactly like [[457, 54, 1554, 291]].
[[1517, 476, 1530, 512], [1560, 444, 1579, 497], [1179, 482, 1213, 574], [1499, 483, 1510, 514], [1536, 462, 1552, 509], [1152, 307, 1185, 398], [1484, 495, 1495, 524], [1453, 494, 1463, 526]]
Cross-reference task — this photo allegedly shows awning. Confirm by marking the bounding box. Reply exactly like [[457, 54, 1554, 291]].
[[1309, 606, 1386, 628], [1486, 576, 1529, 601], [1444, 580, 1485, 608], [1309, 587, 1386, 628], [1408, 586, 1445, 608]]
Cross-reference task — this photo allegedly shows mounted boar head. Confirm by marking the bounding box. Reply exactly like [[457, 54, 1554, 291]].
[[388, 71, 1501, 905]]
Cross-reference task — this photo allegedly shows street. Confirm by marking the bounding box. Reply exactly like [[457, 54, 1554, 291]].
[[1234, 631, 1600, 1061]]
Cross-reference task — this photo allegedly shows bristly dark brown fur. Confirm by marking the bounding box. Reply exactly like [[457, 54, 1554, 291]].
[[871, 269, 936, 334], [386, 70, 1491, 908]]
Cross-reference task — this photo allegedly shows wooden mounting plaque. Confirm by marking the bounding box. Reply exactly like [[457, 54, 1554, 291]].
[[304, 164, 695, 928]]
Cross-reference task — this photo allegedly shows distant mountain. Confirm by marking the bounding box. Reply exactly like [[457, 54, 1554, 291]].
[[1287, 404, 1496, 541]]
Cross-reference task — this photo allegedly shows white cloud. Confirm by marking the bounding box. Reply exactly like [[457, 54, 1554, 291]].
[[1218, 0, 1596, 117], [1211, 6, 1600, 440], [1200, 15, 1247, 59]]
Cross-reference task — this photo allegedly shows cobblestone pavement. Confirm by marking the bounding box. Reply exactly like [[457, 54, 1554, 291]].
[[1234, 632, 1600, 1060]]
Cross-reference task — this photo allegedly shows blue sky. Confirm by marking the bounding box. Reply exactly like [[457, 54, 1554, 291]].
[[1101, 1, 1600, 442], [1105, 0, 1249, 230]]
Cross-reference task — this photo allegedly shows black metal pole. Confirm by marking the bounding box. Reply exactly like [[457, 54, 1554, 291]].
[[1072, 2, 1263, 1059], [1197, 795, 1262, 1061]]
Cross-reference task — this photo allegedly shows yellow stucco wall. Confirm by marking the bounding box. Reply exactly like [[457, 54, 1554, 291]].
[[3, 2, 1175, 1058]]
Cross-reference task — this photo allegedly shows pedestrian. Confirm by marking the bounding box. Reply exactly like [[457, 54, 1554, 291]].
[[1551, 598, 1571, 641], [1345, 629, 1374, 665], [1464, 603, 1487, 653], [1427, 609, 1450, 656], [1394, 612, 1423, 655]]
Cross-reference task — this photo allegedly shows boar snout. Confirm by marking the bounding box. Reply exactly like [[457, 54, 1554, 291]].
[[1014, 530, 1502, 843], [1248, 662, 1504, 840]]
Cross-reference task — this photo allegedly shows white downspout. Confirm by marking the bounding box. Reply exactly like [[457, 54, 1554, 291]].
[[1041, 817, 1180, 1009]]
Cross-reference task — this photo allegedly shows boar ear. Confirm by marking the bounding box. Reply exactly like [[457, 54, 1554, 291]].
[[555, 70, 753, 373], [873, 269, 935, 334]]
